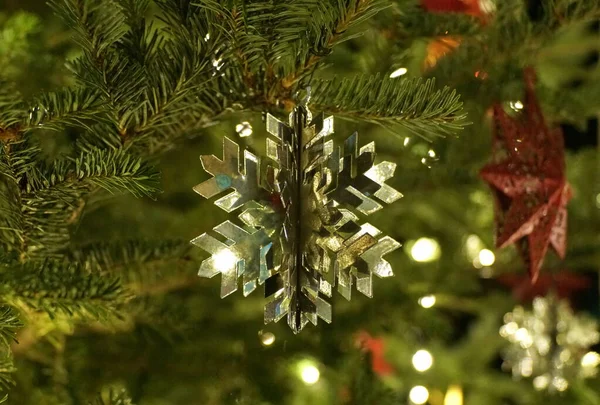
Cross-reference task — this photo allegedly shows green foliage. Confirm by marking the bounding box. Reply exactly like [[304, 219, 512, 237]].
[[0, 80, 25, 130], [0, 355, 16, 404], [27, 88, 106, 132], [69, 239, 194, 294], [0, 306, 22, 348], [381, 0, 600, 124], [346, 354, 400, 405], [0, 140, 160, 257], [312, 74, 466, 138], [0, 260, 126, 321], [0, 12, 42, 79]]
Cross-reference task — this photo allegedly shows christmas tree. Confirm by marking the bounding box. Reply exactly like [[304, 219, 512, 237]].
[[0, 0, 599, 404]]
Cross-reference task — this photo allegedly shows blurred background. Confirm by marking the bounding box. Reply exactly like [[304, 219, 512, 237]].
[[1, 0, 599, 404]]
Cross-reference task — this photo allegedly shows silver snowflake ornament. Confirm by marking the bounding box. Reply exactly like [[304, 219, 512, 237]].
[[191, 103, 402, 333]]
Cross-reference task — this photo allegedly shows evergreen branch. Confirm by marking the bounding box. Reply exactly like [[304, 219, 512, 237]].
[[0, 80, 26, 131], [0, 355, 16, 404], [27, 88, 107, 132], [67, 57, 147, 131], [25, 148, 160, 198], [49, 0, 127, 59], [69, 240, 196, 294], [18, 148, 159, 258], [280, 0, 389, 89], [311, 74, 467, 138], [70, 239, 191, 273], [0, 140, 37, 255], [52, 0, 147, 133], [0, 307, 22, 349], [127, 1, 223, 146], [116, 0, 163, 66], [75, 122, 123, 152], [0, 260, 127, 321]]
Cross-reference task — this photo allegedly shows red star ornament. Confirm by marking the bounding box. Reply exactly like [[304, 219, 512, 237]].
[[480, 67, 572, 282]]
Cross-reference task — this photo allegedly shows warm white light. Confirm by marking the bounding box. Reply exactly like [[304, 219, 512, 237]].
[[582, 351, 600, 368], [404, 137, 410, 147], [428, 149, 436, 158], [412, 349, 434, 372], [260, 331, 275, 346], [409, 386, 429, 404], [410, 238, 441, 262], [509, 100, 524, 111], [444, 385, 463, 405], [213, 250, 238, 271], [300, 364, 320, 385], [390, 67, 408, 78], [236, 121, 253, 137], [533, 375, 550, 391], [212, 57, 223, 70], [520, 357, 533, 377], [552, 376, 569, 392], [478, 249, 495, 266], [464, 234, 483, 259], [418, 295, 436, 309]]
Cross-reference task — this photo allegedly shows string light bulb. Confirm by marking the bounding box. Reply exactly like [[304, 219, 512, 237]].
[[390, 67, 408, 78], [412, 349, 434, 372], [409, 386, 429, 404], [509, 100, 524, 111], [236, 121, 253, 137], [259, 331, 275, 346], [444, 385, 463, 405], [298, 360, 320, 385], [418, 295, 436, 309], [478, 249, 495, 266], [410, 238, 441, 262]]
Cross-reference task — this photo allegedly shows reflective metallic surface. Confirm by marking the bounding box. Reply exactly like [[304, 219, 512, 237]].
[[192, 105, 402, 333]]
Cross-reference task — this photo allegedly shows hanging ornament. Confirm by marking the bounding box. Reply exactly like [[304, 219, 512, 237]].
[[500, 295, 600, 392], [424, 36, 461, 70], [480, 68, 571, 282], [191, 90, 402, 333], [421, 0, 495, 70], [356, 331, 395, 376], [421, 0, 494, 17]]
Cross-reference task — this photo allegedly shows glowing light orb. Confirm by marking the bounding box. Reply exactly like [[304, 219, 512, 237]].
[[412, 350, 434, 372], [410, 238, 441, 262], [478, 249, 495, 266], [409, 386, 429, 404], [390, 67, 408, 78], [418, 295, 436, 309]]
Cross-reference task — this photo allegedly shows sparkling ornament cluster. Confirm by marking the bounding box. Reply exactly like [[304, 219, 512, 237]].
[[500, 296, 600, 392], [191, 104, 402, 333]]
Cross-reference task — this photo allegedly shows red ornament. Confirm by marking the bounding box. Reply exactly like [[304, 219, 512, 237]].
[[480, 67, 572, 282], [356, 331, 394, 376], [421, 0, 483, 16], [498, 272, 590, 302]]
